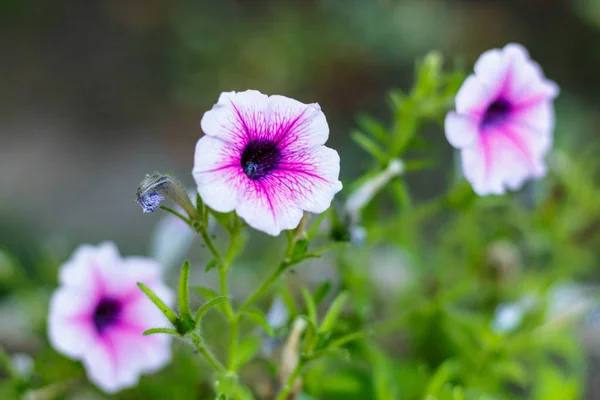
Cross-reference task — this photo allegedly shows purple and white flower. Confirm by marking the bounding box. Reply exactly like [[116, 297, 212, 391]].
[[193, 90, 343, 236], [445, 44, 559, 195], [48, 242, 174, 393]]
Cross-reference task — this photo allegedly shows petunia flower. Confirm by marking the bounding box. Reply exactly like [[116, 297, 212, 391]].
[[193, 90, 343, 236], [47, 242, 174, 393], [445, 43, 559, 195]]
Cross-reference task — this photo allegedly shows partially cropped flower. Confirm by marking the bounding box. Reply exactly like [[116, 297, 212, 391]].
[[193, 90, 342, 236], [48, 242, 174, 393], [445, 44, 559, 195], [136, 172, 197, 218]]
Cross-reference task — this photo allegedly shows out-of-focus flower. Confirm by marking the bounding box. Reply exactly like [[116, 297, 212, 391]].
[[491, 296, 535, 334], [11, 353, 34, 380], [445, 43, 559, 195], [261, 296, 290, 357], [546, 283, 597, 326], [193, 90, 342, 236], [48, 242, 174, 393], [136, 173, 197, 218]]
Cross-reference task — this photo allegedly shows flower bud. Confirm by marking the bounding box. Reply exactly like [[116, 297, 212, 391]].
[[136, 173, 197, 219]]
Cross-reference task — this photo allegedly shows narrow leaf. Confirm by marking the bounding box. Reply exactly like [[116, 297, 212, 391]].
[[143, 327, 179, 336], [193, 286, 227, 314], [207, 208, 232, 229], [356, 114, 389, 143], [305, 348, 350, 362], [205, 258, 219, 272], [195, 296, 229, 324], [233, 336, 261, 368], [319, 291, 349, 334], [292, 239, 310, 259], [137, 282, 178, 326], [178, 260, 192, 317], [193, 286, 219, 299], [306, 211, 329, 241], [243, 308, 275, 337], [313, 281, 332, 306], [301, 287, 318, 327], [351, 131, 387, 163]]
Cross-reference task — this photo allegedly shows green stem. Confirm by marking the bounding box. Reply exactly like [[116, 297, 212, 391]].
[[238, 262, 285, 314], [275, 361, 305, 400], [191, 334, 226, 373], [228, 318, 239, 372], [199, 229, 221, 262]]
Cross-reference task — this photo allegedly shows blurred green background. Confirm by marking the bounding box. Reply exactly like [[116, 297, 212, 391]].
[[2, 0, 600, 398]]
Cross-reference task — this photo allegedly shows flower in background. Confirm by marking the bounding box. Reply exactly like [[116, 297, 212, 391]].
[[193, 90, 342, 236], [149, 189, 215, 271], [48, 242, 174, 393], [445, 43, 559, 195]]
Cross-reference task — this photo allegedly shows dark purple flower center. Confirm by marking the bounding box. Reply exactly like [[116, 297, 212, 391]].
[[93, 298, 122, 334], [481, 98, 512, 129], [241, 139, 281, 180]]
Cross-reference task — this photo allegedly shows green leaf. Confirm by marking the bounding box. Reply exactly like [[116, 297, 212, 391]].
[[313, 281, 332, 306], [195, 296, 229, 325], [207, 208, 232, 229], [137, 282, 178, 326], [279, 284, 297, 317], [305, 348, 350, 362], [225, 231, 249, 264], [292, 239, 310, 259], [235, 383, 256, 400], [306, 211, 330, 241], [178, 260, 192, 317], [192, 286, 227, 314], [356, 114, 389, 143], [193, 286, 219, 299], [319, 291, 349, 334], [233, 336, 262, 368], [301, 287, 318, 327], [242, 308, 275, 337], [351, 131, 387, 163], [205, 258, 220, 272], [143, 327, 180, 336]]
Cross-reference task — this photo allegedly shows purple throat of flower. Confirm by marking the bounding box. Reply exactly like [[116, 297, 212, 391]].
[[241, 139, 282, 180], [93, 297, 122, 334], [480, 98, 512, 129]]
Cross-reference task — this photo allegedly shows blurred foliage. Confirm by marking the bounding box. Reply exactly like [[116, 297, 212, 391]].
[[1, 50, 599, 400], [2, 0, 600, 399]]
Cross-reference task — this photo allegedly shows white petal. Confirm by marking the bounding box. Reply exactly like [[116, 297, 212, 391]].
[[455, 75, 495, 116], [283, 146, 343, 213], [513, 100, 555, 136], [234, 146, 341, 236], [193, 135, 244, 213], [235, 179, 305, 236], [444, 112, 479, 148], [47, 289, 97, 359], [82, 343, 121, 393], [266, 96, 329, 151], [502, 44, 559, 103], [461, 123, 547, 196], [200, 90, 269, 143], [58, 242, 120, 289], [473, 47, 509, 94]]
